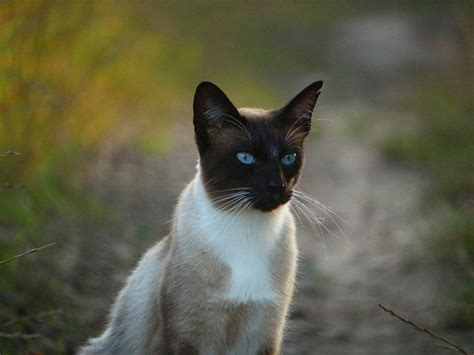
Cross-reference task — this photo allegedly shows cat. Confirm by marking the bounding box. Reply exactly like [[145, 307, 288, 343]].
[[79, 80, 323, 354]]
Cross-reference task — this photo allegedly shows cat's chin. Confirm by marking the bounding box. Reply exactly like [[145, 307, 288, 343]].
[[255, 206, 283, 213], [252, 199, 290, 213]]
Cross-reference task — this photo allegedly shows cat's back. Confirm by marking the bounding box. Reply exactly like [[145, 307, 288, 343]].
[[80, 237, 171, 355]]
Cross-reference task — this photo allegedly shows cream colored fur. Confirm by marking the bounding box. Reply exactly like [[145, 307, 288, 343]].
[[79, 168, 297, 354]]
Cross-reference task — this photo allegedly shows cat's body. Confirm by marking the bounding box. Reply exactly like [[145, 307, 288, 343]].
[[80, 81, 322, 354]]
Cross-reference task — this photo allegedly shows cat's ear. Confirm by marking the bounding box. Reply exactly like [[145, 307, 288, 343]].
[[193, 81, 241, 128], [279, 81, 323, 140], [193, 81, 242, 153]]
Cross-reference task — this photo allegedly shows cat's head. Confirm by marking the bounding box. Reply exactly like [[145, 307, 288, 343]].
[[193, 81, 322, 212]]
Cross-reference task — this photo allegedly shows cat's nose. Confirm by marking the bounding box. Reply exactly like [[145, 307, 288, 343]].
[[267, 180, 286, 196]]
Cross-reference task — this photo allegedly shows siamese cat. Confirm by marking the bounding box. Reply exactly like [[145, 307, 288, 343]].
[[80, 80, 323, 354]]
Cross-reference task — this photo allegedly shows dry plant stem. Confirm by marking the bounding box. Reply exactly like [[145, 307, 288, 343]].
[[0, 332, 40, 339], [436, 343, 465, 354], [2, 309, 62, 327], [0, 151, 21, 157], [378, 304, 469, 355], [0, 243, 56, 265]]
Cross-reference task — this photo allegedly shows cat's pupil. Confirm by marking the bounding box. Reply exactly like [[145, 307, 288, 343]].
[[281, 153, 297, 166], [237, 152, 256, 165]]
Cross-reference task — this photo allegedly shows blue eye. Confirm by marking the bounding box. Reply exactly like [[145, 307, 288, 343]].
[[281, 153, 297, 166], [237, 152, 256, 165]]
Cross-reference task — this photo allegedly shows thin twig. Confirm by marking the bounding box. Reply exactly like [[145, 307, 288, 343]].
[[436, 343, 464, 353], [0, 332, 40, 339], [2, 309, 62, 327], [0, 151, 20, 157], [0, 243, 56, 265], [378, 304, 469, 354]]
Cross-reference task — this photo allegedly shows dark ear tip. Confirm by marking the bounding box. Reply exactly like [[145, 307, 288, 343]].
[[197, 81, 213, 88], [310, 80, 324, 92], [196, 81, 219, 93]]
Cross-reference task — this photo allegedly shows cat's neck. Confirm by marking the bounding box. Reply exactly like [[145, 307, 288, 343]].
[[175, 169, 290, 247]]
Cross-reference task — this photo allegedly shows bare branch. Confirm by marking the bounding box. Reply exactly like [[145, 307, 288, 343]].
[[436, 343, 464, 353], [0, 243, 56, 266], [378, 304, 469, 355], [0, 332, 40, 340], [2, 309, 62, 327], [0, 151, 21, 157]]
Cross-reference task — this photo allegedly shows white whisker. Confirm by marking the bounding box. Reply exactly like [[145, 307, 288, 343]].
[[212, 187, 252, 193], [197, 195, 249, 233], [293, 190, 351, 245], [294, 197, 341, 241], [208, 191, 249, 204], [291, 198, 328, 261], [289, 204, 304, 227], [221, 113, 252, 141], [213, 197, 252, 238]]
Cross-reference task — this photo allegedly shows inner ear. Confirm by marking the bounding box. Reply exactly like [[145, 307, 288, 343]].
[[278, 81, 323, 141], [193, 82, 248, 154], [193, 81, 242, 129]]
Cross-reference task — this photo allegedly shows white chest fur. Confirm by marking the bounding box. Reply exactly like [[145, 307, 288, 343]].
[[179, 174, 290, 303]]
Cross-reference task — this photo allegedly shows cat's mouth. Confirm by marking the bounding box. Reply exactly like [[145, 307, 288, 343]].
[[252, 192, 292, 212], [205, 183, 293, 213]]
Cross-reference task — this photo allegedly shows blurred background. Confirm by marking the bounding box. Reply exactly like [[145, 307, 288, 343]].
[[0, 1, 472, 353]]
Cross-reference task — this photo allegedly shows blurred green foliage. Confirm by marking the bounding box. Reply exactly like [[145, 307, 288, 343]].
[[0, 1, 197, 180]]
